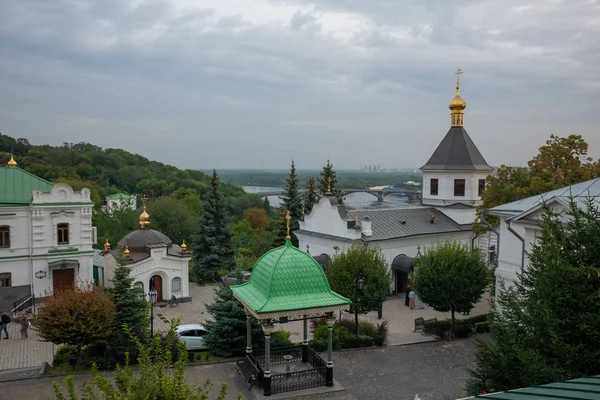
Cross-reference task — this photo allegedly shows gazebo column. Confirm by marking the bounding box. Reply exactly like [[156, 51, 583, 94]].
[[262, 320, 275, 396], [326, 312, 335, 387], [302, 314, 308, 362], [245, 310, 252, 355]]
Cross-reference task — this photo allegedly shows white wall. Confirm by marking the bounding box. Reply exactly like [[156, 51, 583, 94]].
[[435, 207, 478, 225], [300, 197, 361, 240], [421, 170, 489, 206]]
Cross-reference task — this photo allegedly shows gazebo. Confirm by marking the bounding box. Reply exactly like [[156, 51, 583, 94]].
[[231, 212, 351, 396]]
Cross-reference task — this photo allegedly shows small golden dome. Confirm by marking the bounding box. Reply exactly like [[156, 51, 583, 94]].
[[123, 246, 130, 257], [7, 154, 17, 168], [448, 90, 467, 111], [181, 241, 187, 252], [139, 195, 150, 229], [104, 238, 111, 252]]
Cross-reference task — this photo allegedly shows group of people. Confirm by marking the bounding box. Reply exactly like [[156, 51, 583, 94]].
[[0, 310, 31, 340]]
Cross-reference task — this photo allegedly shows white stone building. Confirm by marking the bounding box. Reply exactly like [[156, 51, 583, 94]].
[[101, 202, 192, 303], [488, 178, 600, 295], [102, 192, 137, 213], [0, 155, 96, 312], [297, 74, 497, 294]]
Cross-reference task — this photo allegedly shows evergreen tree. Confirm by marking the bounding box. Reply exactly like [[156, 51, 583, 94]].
[[203, 284, 263, 357], [106, 256, 149, 363], [304, 177, 318, 215], [271, 209, 299, 248], [317, 160, 343, 204], [280, 160, 302, 222], [191, 170, 235, 278], [466, 199, 600, 395]]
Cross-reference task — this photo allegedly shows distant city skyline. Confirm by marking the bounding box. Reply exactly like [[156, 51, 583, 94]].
[[2, 1, 599, 170]]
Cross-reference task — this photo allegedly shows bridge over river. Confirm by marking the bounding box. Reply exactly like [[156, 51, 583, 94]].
[[255, 188, 421, 203]]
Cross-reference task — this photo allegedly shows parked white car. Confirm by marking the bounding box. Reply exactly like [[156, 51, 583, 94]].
[[175, 324, 209, 351]]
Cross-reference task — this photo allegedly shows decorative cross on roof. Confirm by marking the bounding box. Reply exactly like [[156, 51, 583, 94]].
[[285, 210, 291, 241], [355, 208, 359, 224], [327, 176, 332, 192], [455, 68, 462, 90], [141, 195, 148, 208]]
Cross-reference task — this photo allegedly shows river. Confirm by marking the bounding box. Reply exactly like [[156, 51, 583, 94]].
[[243, 185, 417, 210]]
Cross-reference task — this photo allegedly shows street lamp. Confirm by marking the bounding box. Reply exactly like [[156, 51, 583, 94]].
[[355, 271, 365, 335], [139, 289, 158, 337]]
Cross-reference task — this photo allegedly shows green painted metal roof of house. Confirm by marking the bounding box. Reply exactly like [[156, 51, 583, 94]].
[[0, 167, 54, 205], [106, 193, 132, 200], [231, 240, 351, 319], [474, 375, 600, 399]]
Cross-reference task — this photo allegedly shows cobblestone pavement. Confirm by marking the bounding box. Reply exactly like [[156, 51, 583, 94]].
[[1, 338, 479, 400], [157, 283, 491, 345], [0, 322, 56, 371]]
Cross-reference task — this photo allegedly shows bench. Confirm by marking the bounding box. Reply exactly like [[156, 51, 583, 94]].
[[422, 318, 438, 336], [236, 358, 262, 390], [414, 317, 425, 332]]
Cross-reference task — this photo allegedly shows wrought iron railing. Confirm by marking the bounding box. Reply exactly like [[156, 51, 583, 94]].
[[11, 294, 35, 314], [306, 346, 327, 370], [252, 345, 303, 367], [271, 367, 327, 394]]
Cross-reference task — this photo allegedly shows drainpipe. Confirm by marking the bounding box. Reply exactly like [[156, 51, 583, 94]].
[[477, 209, 500, 264], [29, 205, 34, 312], [505, 218, 526, 271], [471, 231, 479, 250]]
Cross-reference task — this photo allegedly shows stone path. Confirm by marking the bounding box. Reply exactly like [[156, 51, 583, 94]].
[[0, 322, 55, 371], [1, 338, 480, 400]]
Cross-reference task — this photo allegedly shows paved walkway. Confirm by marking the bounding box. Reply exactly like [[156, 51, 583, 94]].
[[1, 338, 480, 400], [0, 322, 55, 371]]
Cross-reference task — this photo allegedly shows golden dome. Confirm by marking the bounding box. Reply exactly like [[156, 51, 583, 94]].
[[181, 241, 187, 252], [7, 154, 17, 168], [139, 195, 150, 229], [104, 238, 111, 252], [448, 90, 467, 111], [449, 68, 466, 127], [124, 246, 130, 257]]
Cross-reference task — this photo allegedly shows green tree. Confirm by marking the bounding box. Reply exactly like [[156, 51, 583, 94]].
[[191, 170, 236, 278], [281, 160, 302, 222], [172, 187, 202, 216], [466, 199, 600, 395], [304, 177, 318, 215], [147, 196, 198, 245], [326, 242, 391, 334], [203, 285, 263, 357], [106, 256, 150, 363], [53, 323, 231, 400], [317, 160, 343, 204], [35, 284, 116, 353], [412, 241, 489, 338], [93, 201, 139, 248]]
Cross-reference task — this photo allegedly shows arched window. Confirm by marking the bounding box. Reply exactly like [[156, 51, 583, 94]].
[[172, 277, 182, 293], [134, 281, 144, 291]]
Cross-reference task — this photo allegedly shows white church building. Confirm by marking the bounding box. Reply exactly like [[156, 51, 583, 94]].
[[488, 177, 600, 296], [0, 155, 96, 312], [101, 199, 192, 303], [297, 72, 497, 294]]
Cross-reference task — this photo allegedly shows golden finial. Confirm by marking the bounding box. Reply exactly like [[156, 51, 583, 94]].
[[7, 153, 17, 168], [181, 241, 187, 252], [123, 246, 130, 257], [302, 203, 305, 217], [104, 238, 111, 252], [327, 176, 332, 193], [355, 208, 359, 224], [139, 195, 150, 229], [449, 68, 467, 127], [285, 210, 291, 241]]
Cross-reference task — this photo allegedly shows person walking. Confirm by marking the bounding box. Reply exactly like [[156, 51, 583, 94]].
[[408, 289, 416, 309], [0, 310, 10, 339], [17, 312, 30, 339]]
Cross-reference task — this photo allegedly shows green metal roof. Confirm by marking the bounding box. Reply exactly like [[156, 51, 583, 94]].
[[0, 167, 54, 205], [474, 375, 600, 399], [106, 193, 132, 200], [231, 240, 351, 318]]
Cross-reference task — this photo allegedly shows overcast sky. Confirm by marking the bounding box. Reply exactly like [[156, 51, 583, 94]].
[[1, 0, 599, 170]]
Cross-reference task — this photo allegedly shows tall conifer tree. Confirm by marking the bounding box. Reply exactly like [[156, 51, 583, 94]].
[[191, 170, 235, 278], [304, 177, 318, 215], [317, 160, 343, 204], [280, 160, 302, 222]]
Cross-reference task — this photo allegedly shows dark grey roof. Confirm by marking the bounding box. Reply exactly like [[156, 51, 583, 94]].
[[118, 229, 172, 248], [313, 254, 331, 269], [294, 230, 353, 243], [359, 207, 468, 241], [421, 126, 493, 171], [392, 254, 414, 272]]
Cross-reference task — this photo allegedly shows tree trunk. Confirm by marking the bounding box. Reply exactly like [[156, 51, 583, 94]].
[[355, 309, 359, 335], [450, 309, 455, 340]]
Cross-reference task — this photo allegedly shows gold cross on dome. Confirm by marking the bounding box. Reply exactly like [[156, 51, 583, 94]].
[[327, 176, 332, 192], [285, 210, 291, 241], [141, 195, 148, 208], [455, 68, 463, 90]]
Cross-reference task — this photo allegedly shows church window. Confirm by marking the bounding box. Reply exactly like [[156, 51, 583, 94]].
[[0, 273, 11, 288], [430, 179, 439, 196], [454, 179, 466, 196], [478, 179, 486, 196], [0, 226, 10, 248], [172, 277, 182, 293], [57, 223, 70, 244]]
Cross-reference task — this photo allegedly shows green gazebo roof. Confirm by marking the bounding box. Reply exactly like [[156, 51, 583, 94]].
[[231, 240, 351, 319]]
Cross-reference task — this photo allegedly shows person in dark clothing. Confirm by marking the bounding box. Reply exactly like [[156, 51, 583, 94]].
[[405, 285, 411, 307], [0, 310, 11, 339]]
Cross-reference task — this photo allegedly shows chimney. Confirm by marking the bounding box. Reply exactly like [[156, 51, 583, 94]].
[[361, 216, 372, 237]]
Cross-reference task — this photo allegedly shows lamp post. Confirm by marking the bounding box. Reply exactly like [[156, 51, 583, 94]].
[[355, 271, 365, 335], [139, 289, 158, 337]]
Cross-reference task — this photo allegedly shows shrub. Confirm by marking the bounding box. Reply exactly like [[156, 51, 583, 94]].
[[271, 330, 294, 348], [53, 345, 79, 367], [373, 321, 389, 346]]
